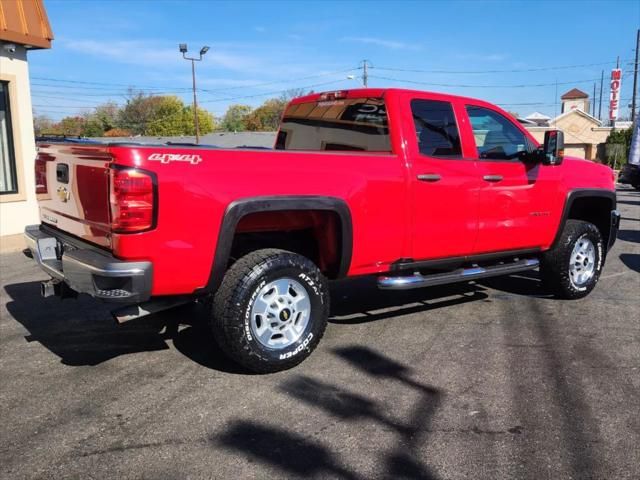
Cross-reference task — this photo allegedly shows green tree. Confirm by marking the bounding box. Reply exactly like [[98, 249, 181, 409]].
[[605, 127, 633, 169], [183, 105, 216, 135], [220, 104, 252, 132], [118, 93, 216, 136], [144, 96, 187, 136], [119, 92, 165, 135], [56, 116, 86, 136], [245, 98, 287, 131], [33, 114, 55, 136], [92, 102, 120, 133]]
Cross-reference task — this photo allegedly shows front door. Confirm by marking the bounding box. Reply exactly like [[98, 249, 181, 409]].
[[464, 104, 555, 253], [408, 97, 480, 260]]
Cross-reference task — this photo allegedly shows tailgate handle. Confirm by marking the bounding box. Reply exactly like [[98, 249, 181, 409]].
[[56, 164, 69, 183]]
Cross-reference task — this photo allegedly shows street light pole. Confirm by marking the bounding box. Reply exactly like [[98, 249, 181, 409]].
[[191, 58, 199, 144], [179, 43, 209, 144]]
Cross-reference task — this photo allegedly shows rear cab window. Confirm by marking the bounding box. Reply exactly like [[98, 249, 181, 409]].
[[410, 99, 462, 158], [276, 95, 391, 152]]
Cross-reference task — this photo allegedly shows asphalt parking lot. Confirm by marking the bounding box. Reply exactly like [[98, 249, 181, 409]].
[[1, 186, 638, 480]]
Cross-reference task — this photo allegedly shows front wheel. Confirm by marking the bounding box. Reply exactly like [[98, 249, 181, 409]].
[[211, 249, 329, 373], [540, 220, 604, 299]]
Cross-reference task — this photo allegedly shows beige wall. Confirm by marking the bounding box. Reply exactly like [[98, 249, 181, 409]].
[[0, 45, 39, 236], [562, 98, 589, 114], [526, 111, 613, 161]]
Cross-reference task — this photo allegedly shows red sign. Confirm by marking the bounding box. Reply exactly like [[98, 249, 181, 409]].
[[609, 69, 622, 121]]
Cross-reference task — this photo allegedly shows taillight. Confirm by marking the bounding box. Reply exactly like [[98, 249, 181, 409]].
[[34, 150, 54, 194], [109, 168, 155, 233], [35, 159, 48, 194]]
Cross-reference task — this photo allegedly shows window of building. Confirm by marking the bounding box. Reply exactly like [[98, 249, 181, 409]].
[[466, 105, 533, 160], [411, 99, 462, 158], [0, 81, 18, 194], [276, 97, 391, 152]]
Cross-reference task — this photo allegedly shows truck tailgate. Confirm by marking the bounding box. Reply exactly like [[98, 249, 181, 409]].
[[35, 143, 112, 249]]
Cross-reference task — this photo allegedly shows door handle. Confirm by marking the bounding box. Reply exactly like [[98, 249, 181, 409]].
[[417, 174, 441, 182], [483, 175, 503, 183]]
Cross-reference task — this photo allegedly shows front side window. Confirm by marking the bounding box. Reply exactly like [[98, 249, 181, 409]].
[[0, 81, 18, 194], [276, 97, 391, 152], [411, 99, 462, 158], [466, 105, 532, 160]]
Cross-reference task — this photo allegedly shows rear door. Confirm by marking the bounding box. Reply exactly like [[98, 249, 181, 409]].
[[406, 96, 480, 260], [464, 104, 556, 253], [35, 142, 112, 248]]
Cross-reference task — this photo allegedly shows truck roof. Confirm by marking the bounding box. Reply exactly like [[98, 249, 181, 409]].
[[290, 87, 496, 107]]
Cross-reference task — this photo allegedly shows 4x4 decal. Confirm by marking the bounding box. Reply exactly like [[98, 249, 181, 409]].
[[148, 153, 202, 165]]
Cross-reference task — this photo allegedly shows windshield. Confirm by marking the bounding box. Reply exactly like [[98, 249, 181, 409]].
[[275, 97, 391, 152]]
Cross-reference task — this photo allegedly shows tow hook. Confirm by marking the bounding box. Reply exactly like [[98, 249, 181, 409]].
[[40, 279, 78, 299]]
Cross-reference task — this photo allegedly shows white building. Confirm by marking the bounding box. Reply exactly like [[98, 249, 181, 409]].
[[0, 0, 53, 249]]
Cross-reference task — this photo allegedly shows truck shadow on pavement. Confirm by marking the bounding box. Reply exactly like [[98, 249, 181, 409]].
[[3, 280, 241, 373], [214, 345, 442, 480], [4, 272, 546, 374], [329, 276, 488, 324], [620, 253, 640, 273], [3, 277, 491, 372], [617, 229, 640, 243]]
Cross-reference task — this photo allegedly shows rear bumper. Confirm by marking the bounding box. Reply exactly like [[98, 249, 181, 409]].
[[608, 210, 620, 252], [24, 225, 152, 303]]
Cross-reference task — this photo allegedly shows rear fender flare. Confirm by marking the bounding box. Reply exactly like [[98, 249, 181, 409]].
[[204, 196, 353, 293]]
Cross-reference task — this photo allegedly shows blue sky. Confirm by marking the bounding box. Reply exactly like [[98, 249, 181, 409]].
[[29, 0, 640, 121]]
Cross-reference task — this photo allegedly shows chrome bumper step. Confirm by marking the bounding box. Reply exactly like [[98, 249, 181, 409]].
[[378, 258, 539, 290]]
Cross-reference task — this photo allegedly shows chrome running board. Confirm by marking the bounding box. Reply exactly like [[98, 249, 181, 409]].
[[378, 258, 539, 290]]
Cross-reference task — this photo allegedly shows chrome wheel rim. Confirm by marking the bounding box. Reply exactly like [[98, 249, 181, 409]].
[[569, 235, 596, 288], [250, 278, 311, 349]]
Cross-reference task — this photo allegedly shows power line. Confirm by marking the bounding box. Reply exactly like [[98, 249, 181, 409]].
[[200, 68, 358, 95], [30, 68, 358, 97], [369, 60, 633, 75], [199, 79, 348, 103], [368, 74, 601, 89]]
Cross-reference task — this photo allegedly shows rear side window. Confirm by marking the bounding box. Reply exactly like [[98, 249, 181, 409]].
[[411, 99, 462, 158], [276, 97, 391, 152]]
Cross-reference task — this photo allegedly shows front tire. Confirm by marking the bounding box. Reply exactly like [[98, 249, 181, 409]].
[[212, 249, 329, 373], [540, 220, 604, 299]]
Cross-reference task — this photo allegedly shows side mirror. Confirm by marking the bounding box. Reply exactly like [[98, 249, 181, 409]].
[[542, 130, 564, 165]]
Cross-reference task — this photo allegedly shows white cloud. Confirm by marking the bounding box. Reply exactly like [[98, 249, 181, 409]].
[[456, 52, 508, 62], [61, 39, 258, 72], [341, 36, 421, 51]]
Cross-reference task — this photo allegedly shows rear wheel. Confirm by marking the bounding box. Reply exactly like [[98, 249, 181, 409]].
[[540, 220, 604, 299], [211, 249, 329, 373]]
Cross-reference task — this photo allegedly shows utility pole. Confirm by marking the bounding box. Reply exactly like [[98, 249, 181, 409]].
[[361, 60, 369, 87], [179, 43, 209, 144], [592, 82, 596, 115], [599, 70, 604, 120], [631, 28, 639, 122]]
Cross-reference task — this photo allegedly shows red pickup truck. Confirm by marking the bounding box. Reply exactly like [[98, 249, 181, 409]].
[[25, 88, 620, 372]]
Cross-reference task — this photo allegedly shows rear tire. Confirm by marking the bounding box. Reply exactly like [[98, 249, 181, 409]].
[[540, 220, 604, 299], [211, 248, 329, 373]]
